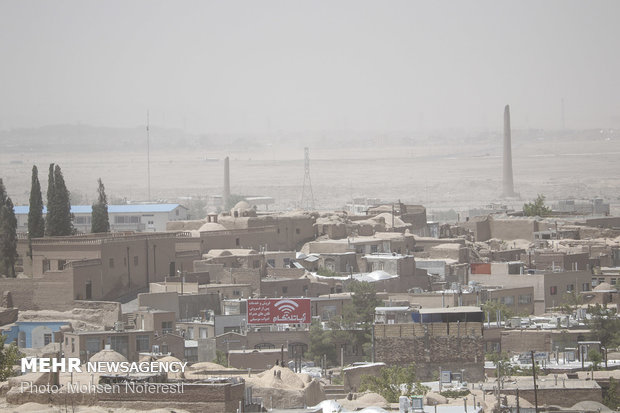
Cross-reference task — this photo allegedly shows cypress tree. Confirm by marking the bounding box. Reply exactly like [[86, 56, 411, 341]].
[[0, 179, 18, 277], [45, 164, 73, 236], [53, 165, 73, 236], [45, 163, 56, 236], [28, 165, 45, 238], [91, 178, 110, 233], [0, 178, 6, 206]]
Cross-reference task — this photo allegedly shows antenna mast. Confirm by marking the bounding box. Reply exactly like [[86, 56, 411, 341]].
[[146, 110, 151, 201]]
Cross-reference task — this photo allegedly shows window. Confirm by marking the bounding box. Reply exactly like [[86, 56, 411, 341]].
[[44, 333, 52, 346], [371, 245, 378, 253], [133, 256, 139, 266], [136, 335, 149, 352], [235, 238, 240, 246], [57, 260, 66, 270], [233, 290, 241, 296], [86, 338, 100, 355], [109, 258, 114, 268], [115, 215, 141, 224], [75, 216, 91, 225], [110, 335, 129, 357], [162, 321, 173, 334], [71, 338, 75, 353], [566, 284, 574, 293], [582, 282, 591, 292], [282, 286, 288, 294], [187, 328, 195, 339], [295, 228, 300, 234], [519, 295, 532, 304], [148, 220, 154, 225], [612, 278, 617, 286], [283, 258, 291, 268], [185, 347, 198, 361], [85, 280, 92, 300], [199, 328, 208, 339], [253, 260, 260, 269], [267, 259, 276, 268], [500, 296, 514, 305], [550, 286, 557, 295]]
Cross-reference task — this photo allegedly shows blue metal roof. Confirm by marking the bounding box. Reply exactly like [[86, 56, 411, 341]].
[[13, 204, 183, 215]]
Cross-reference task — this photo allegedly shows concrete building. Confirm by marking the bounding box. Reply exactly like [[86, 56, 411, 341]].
[[63, 328, 155, 362], [1, 321, 70, 348], [534, 251, 590, 272], [310, 293, 353, 321], [460, 215, 550, 242], [469, 270, 592, 314], [14, 204, 188, 234], [9, 232, 200, 306], [554, 198, 610, 216], [123, 308, 176, 336], [201, 249, 295, 271], [308, 232, 415, 255], [137, 290, 221, 320]]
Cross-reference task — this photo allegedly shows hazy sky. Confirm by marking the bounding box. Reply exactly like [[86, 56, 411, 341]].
[[1, 0, 619, 134]]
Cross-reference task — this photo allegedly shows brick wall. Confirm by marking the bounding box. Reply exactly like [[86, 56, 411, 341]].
[[0, 271, 74, 311], [501, 387, 602, 407], [374, 322, 484, 381]]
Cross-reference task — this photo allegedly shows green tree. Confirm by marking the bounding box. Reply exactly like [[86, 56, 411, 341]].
[[306, 319, 338, 365], [0, 180, 18, 277], [487, 352, 518, 378], [91, 178, 110, 233], [481, 300, 514, 323], [45, 163, 56, 236], [559, 290, 583, 316], [213, 350, 229, 367], [0, 333, 22, 380], [587, 304, 620, 348], [343, 281, 382, 329], [45, 164, 73, 236], [588, 348, 603, 371], [27, 165, 45, 239], [336, 281, 383, 361], [523, 194, 551, 217], [359, 364, 429, 403], [605, 377, 620, 410]]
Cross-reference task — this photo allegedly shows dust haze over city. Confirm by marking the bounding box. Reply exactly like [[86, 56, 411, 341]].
[[5, 2, 620, 413], [1, 0, 619, 216]]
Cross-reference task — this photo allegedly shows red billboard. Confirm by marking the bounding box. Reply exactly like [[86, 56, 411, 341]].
[[247, 298, 312, 324]]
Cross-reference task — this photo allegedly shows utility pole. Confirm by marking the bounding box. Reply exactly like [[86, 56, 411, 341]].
[[531, 350, 539, 413], [146, 110, 151, 201]]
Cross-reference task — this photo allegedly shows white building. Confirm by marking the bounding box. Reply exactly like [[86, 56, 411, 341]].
[[14, 203, 188, 234]]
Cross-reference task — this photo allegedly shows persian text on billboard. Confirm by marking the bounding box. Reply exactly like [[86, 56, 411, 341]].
[[247, 298, 311, 324]]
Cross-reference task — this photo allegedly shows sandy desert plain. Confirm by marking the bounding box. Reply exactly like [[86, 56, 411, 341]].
[[1, 131, 619, 217]]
